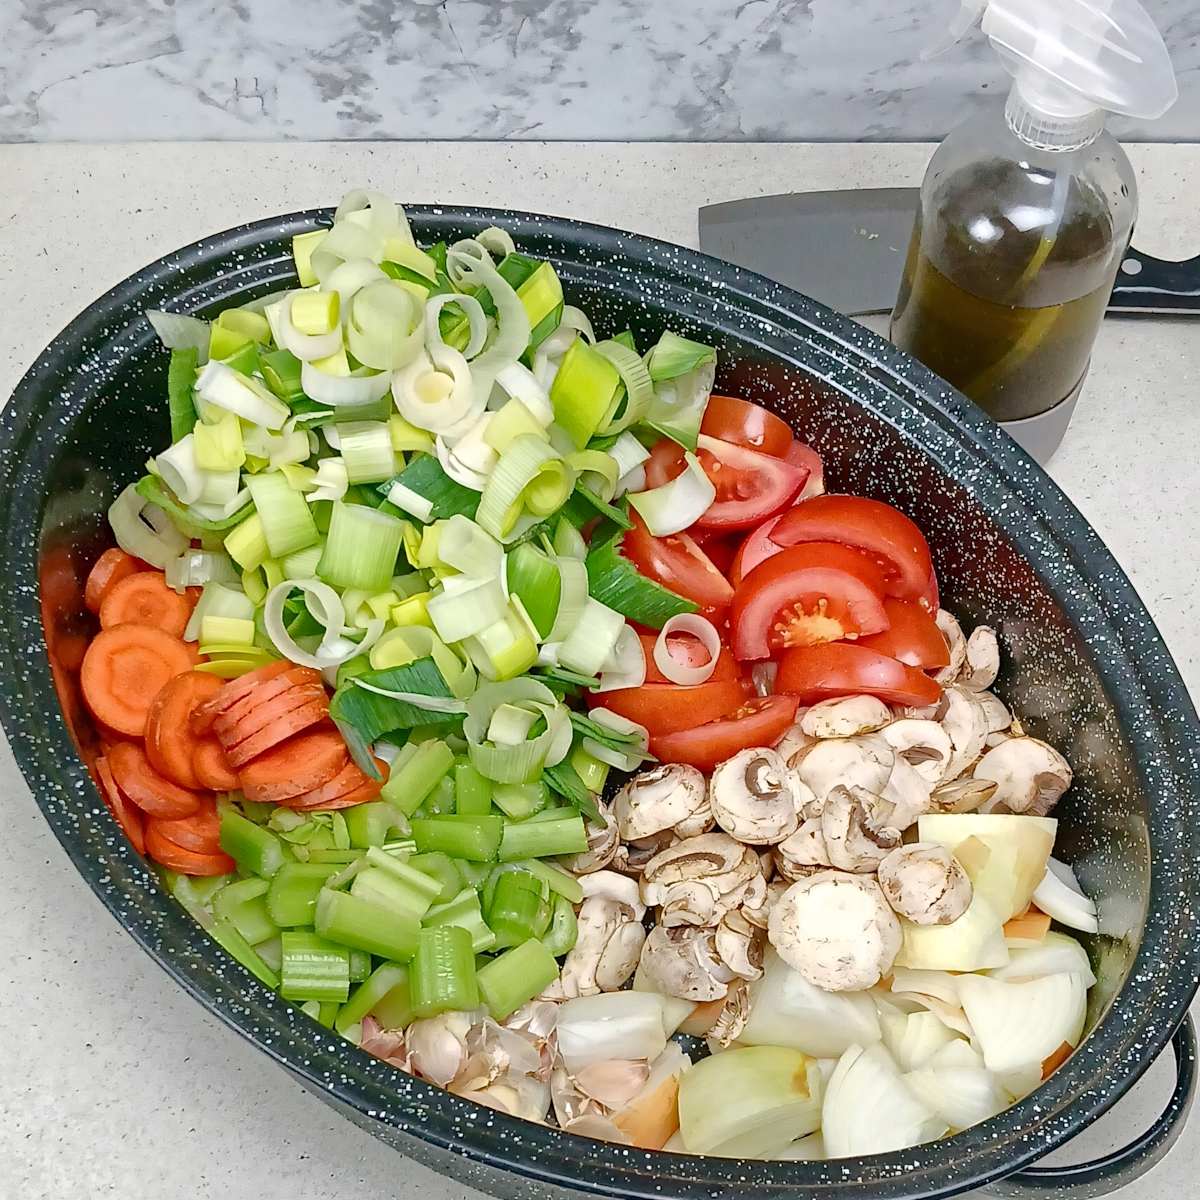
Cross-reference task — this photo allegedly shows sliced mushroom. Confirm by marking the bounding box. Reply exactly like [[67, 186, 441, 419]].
[[793, 734, 895, 807], [708, 979, 751, 1047], [934, 610, 967, 685], [637, 924, 734, 1001], [579, 869, 645, 914], [881, 719, 953, 784], [557, 871, 646, 997], [800, 695, 892, 739], [927, 776, 998, 814], [773, 815, 831, 880], [768, 871, 902, 991], [614, 763, 712, 843], [562, 800, 619, 874], [714, 910, 764, 981], [774, 720, 815, 764], [710, 747, 803, 845], [611, 840, 663, 878], [973, 737, 1072, 815], [961, 626, 1000, 691], [877, 843, 973, 925], [741, 877, 790, 927], [940, 687, 989, 780], [881, 756, 934, 830], [640, 832, 763, 927], [821, 785, 902, 872], [976, 690, 1012, 733]]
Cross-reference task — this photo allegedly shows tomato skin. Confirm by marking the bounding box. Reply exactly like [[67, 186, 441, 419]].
[[730, 514, 784, 588], [776, 642, 943, 707], [784, 440, 826, 499], [623, 512, 734, 616], [691, 528, 739, 577], [859, 598, 951, 669], [592, 677, 750, 737], [770, 494, 937, 608], [701, 395, 793, 457], [651, 696, 800, 772], [638, 633, 739, 684], [730, 542, 890, 662]]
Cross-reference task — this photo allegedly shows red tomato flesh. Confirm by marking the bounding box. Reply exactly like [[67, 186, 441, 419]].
[[730, 542, 890, 661], [623, 512, 734, 616], [730, 514, 784, 588], [785, 440, 826, 498], [859, 598, 951, 670], [651, 696, 799, 772], [701, 395, 793, 458], [770, 494, 937, 608], [592, 677, 750, 737], [638, 633, 739, 684], [776, 642, 942, 707]]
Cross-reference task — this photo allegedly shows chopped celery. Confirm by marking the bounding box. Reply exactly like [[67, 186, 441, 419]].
[[407, 852, 463, 904], [492, 781, 549, 821], [476, 939, 559, 1020], [213, 878, 277, 946], [317, 501, 406, 593], [220, 810, 289, 879], [379, 739, 455, 816], [550, 339, 622, 449], [280, 931, 351, 1003], [410, 926, 479, 1018], [314, 889, 420, 961], [266, 862, 342, 926], [411, 815, 503, 862], [542, 893, 579, 957], [365, 846, 444, 903], [498, 814, 587, 861], [167, 347, 199, 443], [209, 916, 281, 989], [516, 857, 585, 905], [344, 801, 399, 849], [350, 867, 435, 921], [422, 888, 496, 953], [454, 763, 493, 816], [486, 869, 546, 949], [349, 949, 371, 982], [336, 963, 412, 1035]]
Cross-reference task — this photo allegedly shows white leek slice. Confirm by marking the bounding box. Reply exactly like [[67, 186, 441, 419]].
[[306, 457, 348, 503], [609, 430, 651, 478], [615, 465, 645, 497], [335, 189, 404, 240], [822, 1042, 948, 1159], [546, 557, 589, 643], [278, 292, 344, 361], [475, 226, 516, 259], [386, 481, 433, 522], [263, 578, 384, 669], [392, 347, 482, 435], [346, 279, 425, 370], [426, 292, 489, 360], [107, 483, 188, 569], [596, 624, 647, 693], [556, 991, 669, 1073], [435, 434, 489, 492], [1033, 857, 1099, 933], [427, 577, 509, 643], [183, 581, 252, 642], [146, 309, 209, 362], [956, 972, 1087, 1074], [154, 434, 205, 505], [494, 362, 553, 426], [438, 514, 503, 579], [353, 680, 467, 715], [653, 614, 721, 685], [322, 258, 387, 307], [627, 451, 715, 536], [337, 420, 396, 484], [595, 339, 654, 434], [300, 360, 391, 408], [195, 361, 289, 430], [988, 932, 1096, 988], [310, 217, 385, 285], [557, 598, 625, 677], [165, 549, 239, 593]]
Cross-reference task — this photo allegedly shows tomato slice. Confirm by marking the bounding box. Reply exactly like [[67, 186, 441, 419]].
[[731, 542, 890, 661], [730, 514, 785, 588], [858, 598, 951, 670], [651, 696, 800, 772], [776, 642, 943, 707], [700, 395, 793, 458], [691, 527, 739, 577], [784, 440, 826, 499], [593, 677, 750, 737], [623, 511, 734, 616], [638, 633, 740, 683], [770, 494, 937, 608], [644, 436, 809, 531]]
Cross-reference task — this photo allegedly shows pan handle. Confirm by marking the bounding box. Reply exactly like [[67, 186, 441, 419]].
[[1111, 247, 1200, 313], [985, 1013, 1196, 1198]]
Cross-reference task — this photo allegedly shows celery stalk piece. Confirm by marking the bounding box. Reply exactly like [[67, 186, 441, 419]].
[[336, 963, 413, 1036], [454, 763, 494, 816], [380, 740, 455, 816], [245, 472, 320, 559], [476, 939, 560, 1020], [348, 949, 372, 982], [349, 867, 435, 921], [266, 863, 342, 926], [422, 887, 496, 953], [364, 846, 444, 903], [220, 810, 289, 879], [280, 931, 352, 1003], [498, 814, 588, 861], [410, 926, 480, 1018], [209, 917, 281, 990], [317, 501, 407, 593], [486, 870, 546, 949], [314, 889, 420, 961], [516, 857, 585, 905], [213, 878, 278, 946], [344, 801, 399, 849], [542, 893, 580, 957], [492, 781, 549, 821], [407, 852, 462, 904], [411, 815, 503, 862]]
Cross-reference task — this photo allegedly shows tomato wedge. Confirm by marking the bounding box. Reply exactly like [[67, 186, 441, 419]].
[[730, 542, 890, 661], [691, 528, 739, 577], [770, 494, 937, 608], [638, 633, 740, 684], [785, 440, 826, 499], [623, 511, 734, 616], [700, 395, 793, 457], [730, 514, 784, 587], [644, 436, 809, 531], [592, 677, 750, 737], [859, 598, 951, 670], [776, 642, 943, 707], [651, 696, 800, 772]]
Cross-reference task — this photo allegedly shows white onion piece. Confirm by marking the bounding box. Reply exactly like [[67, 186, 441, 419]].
[[278, 292, 344, 361], [425, 292, 489, 360], [905, 1062, 1008, 1132], [596, 624, 647, 693], [300, 361, 391, 408], [751, 660, 778, 697], [740, 950, 881, 1058], [387, 481, 434, 522], [322, 258, 386, 307], [989, 933, 1096, 988], [653, 614, 721, 685], [494, 362, 553, 426], [822, 1042, 948, 1159], [879, 1009, 959, 1072], [1033, 859, 1099, 933], [957, 972, 1087, 1074], [107, 483, 188, 569], [393, 347, 482, 435], [263, 579, 384, 669], [556, 992, 668, 1073], [146, 309, 209, 362], [627, 452, 715, 536]]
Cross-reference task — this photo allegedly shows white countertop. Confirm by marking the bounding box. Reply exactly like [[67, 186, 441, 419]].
[[2, 142, 1198, 1200]]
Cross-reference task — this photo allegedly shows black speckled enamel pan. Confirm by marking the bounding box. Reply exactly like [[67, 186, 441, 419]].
[[1, 207, 1197, 1199]]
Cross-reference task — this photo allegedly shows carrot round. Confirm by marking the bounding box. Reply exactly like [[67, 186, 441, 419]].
[[144, 823, 235, 876], [224, 702, 331, 768], [80, 624, 195, 736], [84, 548, 144, 614], [194, 739, 240, 791], [191, 659, 295, 732], [237, 728, 349, 803], [214, 682, 328, 748], [200, 665, 323, 735], [145, 670, 226, 789], [148, 796, 221, 855], [108, 741, 203, 819], [287, 755, 386, 809], [95, 755, 146, 854], [99, 571, 193, 637]]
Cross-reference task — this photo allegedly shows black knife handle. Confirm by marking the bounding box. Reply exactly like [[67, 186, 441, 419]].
[[1111, 245, 1200, 313]]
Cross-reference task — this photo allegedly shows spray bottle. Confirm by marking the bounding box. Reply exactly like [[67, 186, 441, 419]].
[[890, 0, 1176, 460]]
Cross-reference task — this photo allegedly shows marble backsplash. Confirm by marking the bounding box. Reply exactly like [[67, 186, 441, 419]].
[[3, 0, 1198, 143]]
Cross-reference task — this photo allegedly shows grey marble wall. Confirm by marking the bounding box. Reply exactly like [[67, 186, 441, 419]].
[[3, 0, 1198, 142]]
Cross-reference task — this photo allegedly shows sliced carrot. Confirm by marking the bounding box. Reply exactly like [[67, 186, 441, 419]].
[[287, 755, 386, 809], [292, 791, 376, 811], [225, 702, 331, 768], [201, 665, 324, 735], [677, 998, 725, 1037], [194, 739, 240, 790], [108, 741, 203, 819], [191, 659, 295, 732], [147, 797, 222, 855], [215, 682, 328, 748], [1003, 909, 1052, 942], [1042, 1041, 1074, 1079], [144, 823, 235, 876], [80, 624, 196, 736], [237, 728, 349, 803], [84, 548, 144, 614], [99, 571, 193, 637], [145, 670, 226, 789], [95, 755, 146, 854]]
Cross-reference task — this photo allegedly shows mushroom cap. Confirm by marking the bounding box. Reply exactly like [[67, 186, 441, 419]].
[[940, 687, 989, 781], [562, 800, 620, 875], [800, 695, 892, 739], [710, 746, 804, 845], [973, 736, 1072, 815], [774, 815, 831, 879], [821, 785, 902, 873], [614, 763, 710, 843], [881, 719, 953, 784], [768, 871, 902, 991], [928, 776, 998, 814], [559, 884, 646, 996], [877, 842, 973, 925], [934, 610, 967, 685], [881, 755, 934, 831], [961, 626, 1000, 691], [714, 910, 764, 981], [975, 691, 1013, 735], [793, 734, 895, 807], [640, 832, 763, 927], [580, 869, 646, 917], [774, 720, 816, 764], [637, 924, 733, 1001]]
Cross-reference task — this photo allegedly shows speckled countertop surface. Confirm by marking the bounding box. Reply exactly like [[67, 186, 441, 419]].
[[1, 142, 1198, 1199]]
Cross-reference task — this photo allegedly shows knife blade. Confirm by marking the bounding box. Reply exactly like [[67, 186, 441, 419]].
[[698, 188, 1200, 318]]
